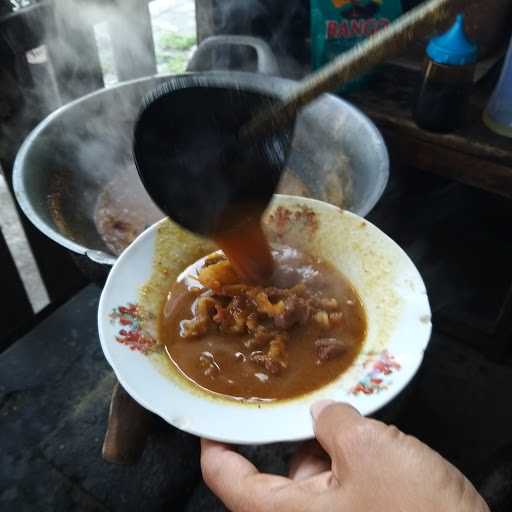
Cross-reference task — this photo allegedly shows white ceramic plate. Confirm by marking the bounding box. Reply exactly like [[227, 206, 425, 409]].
[[98, 195, 431, 444]]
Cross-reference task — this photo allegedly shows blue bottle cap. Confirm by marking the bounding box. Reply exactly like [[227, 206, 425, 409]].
[[427, 14, 478, 66]]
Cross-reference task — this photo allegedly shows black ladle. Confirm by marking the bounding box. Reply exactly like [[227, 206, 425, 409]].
[[134, 0, 466, 237], [133, 78, 292, 237]]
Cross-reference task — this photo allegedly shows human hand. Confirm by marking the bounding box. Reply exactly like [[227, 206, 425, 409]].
[[201, 401, 489, 511]]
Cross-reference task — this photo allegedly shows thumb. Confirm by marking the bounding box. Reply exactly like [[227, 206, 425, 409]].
[[310, 400, 365, 476]]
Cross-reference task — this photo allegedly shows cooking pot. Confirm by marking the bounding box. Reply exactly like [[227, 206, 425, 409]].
[[13, 36, 389, 268]]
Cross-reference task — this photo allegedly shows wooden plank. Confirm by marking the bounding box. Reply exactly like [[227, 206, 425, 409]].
[[195, 0, 216, 43], [349, 65, 512, 170], [365, 105, 512, 170], [108, 0, 157, 82], [383, 130, 512, 199], [0, 228, 33, 352]]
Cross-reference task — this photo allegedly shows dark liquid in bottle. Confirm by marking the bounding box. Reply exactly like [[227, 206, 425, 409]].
[[413, 60, 474, 134], [414, 80, 471, 133]]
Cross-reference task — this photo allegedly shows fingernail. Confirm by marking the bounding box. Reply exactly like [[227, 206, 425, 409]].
[[310, 399, 336, 421]]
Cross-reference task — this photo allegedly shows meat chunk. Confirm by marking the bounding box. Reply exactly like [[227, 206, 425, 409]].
[[197, 259, 240, 290], [316, 297, 339, 311], [329, 311, 344, 326], [211, 303, 227, 324], [246, 312, 258, 331], [315, 338, 350, 362], [206, 294, 257, 335], [180, 254, 351, 379], [222, 295, 250, 334], [274, 295, 310, 329], [228, 295, 249, 320], [180, 296, 221, 338], [267, 337, 288, 368], [180, 317, 209, 338], [313, 310, 330, 329], [252, 290, 286, 318], [218, 284, 250, 297], [244, 325, 275, 350], [250, 335, 288, 375]]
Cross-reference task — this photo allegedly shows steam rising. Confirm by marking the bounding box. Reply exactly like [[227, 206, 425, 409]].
[[3, 0, 304, 176], [4, 0, 317, 255], [211, 0, 307, 77], [2, 0, 155, 165]]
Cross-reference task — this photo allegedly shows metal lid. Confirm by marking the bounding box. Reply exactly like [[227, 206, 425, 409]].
[[427, 14, 478, 66]]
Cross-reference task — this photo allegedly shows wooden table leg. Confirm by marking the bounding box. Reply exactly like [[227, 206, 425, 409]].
[[494, 282, 512, 358], [102, 380, 153, 465]]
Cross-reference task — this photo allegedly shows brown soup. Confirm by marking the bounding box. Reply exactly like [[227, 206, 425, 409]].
[[159, 246, 366, 401]]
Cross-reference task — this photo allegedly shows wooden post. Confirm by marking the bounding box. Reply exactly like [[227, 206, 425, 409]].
[[108, 0, 157, 82], [195, 0, 216, 43], [494, 285, 512, 357], [0, 228, 33, 352], [102, 381, 153, 464]]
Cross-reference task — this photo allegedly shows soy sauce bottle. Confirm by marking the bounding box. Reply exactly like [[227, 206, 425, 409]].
[[414, 14, 478, 133]]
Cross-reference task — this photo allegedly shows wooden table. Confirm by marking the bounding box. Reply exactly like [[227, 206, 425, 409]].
[[348, 64, 512, 199]]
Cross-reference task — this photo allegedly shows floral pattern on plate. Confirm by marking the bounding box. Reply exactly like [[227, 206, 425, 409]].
[[110, 303, 156, 354], [350, 350, 401, 396]]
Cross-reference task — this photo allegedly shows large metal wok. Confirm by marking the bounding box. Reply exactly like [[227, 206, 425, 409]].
[[13, 37, 389, 267]]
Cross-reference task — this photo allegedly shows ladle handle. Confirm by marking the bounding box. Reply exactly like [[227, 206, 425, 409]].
[[242, 0, 470, 137]]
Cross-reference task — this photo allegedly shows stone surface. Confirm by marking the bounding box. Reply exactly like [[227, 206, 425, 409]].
[[396, 333, 512, 481], [0, 285, 200, 511], [1, 285, 512, 510]]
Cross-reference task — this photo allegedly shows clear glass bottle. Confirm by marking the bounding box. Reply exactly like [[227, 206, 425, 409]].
[[483, 33, 512, 138], [414, 14, 478, 133]]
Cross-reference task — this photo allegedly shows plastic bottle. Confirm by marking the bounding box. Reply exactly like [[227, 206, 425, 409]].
[[483, 33, 512, 138], [414, 14, 478, 133]]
